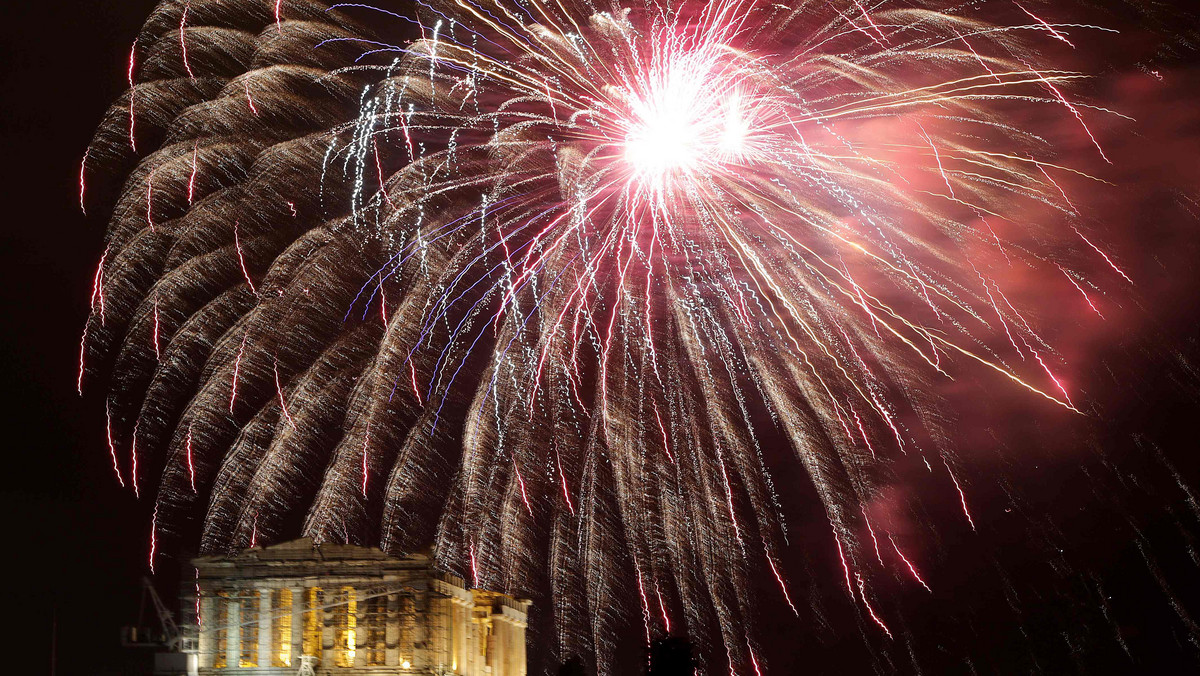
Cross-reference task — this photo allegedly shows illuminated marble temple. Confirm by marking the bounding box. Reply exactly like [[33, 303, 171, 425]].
[[192, 539, 529, 675]]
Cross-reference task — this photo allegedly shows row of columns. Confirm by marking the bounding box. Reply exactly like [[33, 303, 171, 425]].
[[197, 585, 419, 671], [196, 581, 526, 674], [430, 582, 528, 676]]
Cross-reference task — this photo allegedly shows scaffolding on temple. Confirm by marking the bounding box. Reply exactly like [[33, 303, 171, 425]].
[[172, 538, 528, 675]]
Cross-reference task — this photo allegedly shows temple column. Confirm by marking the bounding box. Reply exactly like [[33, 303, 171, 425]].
[[501, 616, 516, 676], [458, 601, 469, 672], [258, 588, 273, 668], [517, 618, 527, 675], [197, 593, 215, 669], [462, 601, 471, 672], [444, 598, 454, 672], [500, 618, 513, 676], [386, 590, 400, 667], [226, 596, 241, 669], [354, 586, 367, 668], [290, 586, 305, 667], [434, 595, 448, 672], [322, 593, 334, 665], [489, 617, 502, 676]]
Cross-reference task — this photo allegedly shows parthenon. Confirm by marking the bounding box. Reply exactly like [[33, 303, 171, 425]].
[[191, 539, 529, 675]]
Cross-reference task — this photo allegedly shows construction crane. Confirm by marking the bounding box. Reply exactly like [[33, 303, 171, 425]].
[[122, 577, 183, 649], [121, 577, 199, 676]]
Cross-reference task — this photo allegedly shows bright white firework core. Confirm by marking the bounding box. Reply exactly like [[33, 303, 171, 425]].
[[624, 103, 703, 179], [621, 53, 754, 186]]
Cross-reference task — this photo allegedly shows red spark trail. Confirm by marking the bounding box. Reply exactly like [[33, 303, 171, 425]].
[[185, 426, 197, 493], [131, 422, 141, 499], [1014, 3, 1074, 48], [90, 247, 109, 324], [868, 388, 906, 454], [1022, 58, 1111, 163], [901, 257, 942, 320], [766, 554, 799, 616], [888, 535, 932, 592], [544, 78, 559, 124], [145, 172, 157, 231], [837, 4, 886, 49], [634, 558, 652, 646], [958, 33, 1001, 82], [274, 360, 296, 428], [1072, 226, 1133, 284], [514, 462, 532, 515], [1026, 342, 1077, 409], [653, 405, 675, 464], [194, 569, 201, 630], [149, 506, 158, 573], [856, 574, 893, 639], [361, 426, 370, 498], [244, 80, 259, 115], [77, 326, 88, 396], [851, 0, 887, 42], [852, 408, 877, 459], [844, 270, 881, 335], [398, 108, 414, 161], [187, 141, 198, 205], [408, 359, 422, 404], [556, 449, 575, 515], [918, 124, 955, 199], [127, 39, 137, 85], [717, 449, 744, 546], [373, 142, 398, 210], [233, 221, 257, 294], [105, 402, 125, 488], [834, 529, 854, 597], [862, 506, 883, 565], [230, 329, 248, 413], [127, 40, 137, 152], [469, 541, 479, 587], [974, 265, 1024, 357], [180, 2, 195, 80], [1038, 163, 1077, 213], [747, 644, 764, 676], [1059, 265, 1105, 318], [274, 0, 283, 33], [831, 401, 858, 452], [655, 581, 671, 633], [152, 296, 161, 361], [944, 458, 975, 531], [78, 151, 88, 215]]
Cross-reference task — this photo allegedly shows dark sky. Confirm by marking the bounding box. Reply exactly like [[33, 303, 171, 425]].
[[2, 2, 1200, 675], [0, 1, 161, 673]]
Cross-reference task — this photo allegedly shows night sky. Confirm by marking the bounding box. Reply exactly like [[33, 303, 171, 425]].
[[3, 1, 1200, 675], [2, 2, 162, 674]]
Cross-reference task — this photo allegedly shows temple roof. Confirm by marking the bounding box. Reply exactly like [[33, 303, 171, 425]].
[[196, 537, 430, 564], [193, 538, 434, 582]]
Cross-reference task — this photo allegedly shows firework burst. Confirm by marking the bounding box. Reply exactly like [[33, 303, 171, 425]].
[[81, 0, 1128, 670]]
